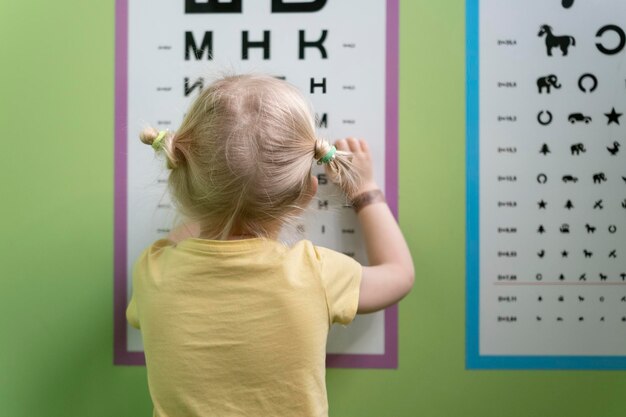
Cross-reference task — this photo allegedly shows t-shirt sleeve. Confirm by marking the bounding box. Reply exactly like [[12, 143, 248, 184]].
[[126, 294, 140, 329], [315, 246, 363, 325], [125, 246, 151, 331], [124, 240, 173, 331]]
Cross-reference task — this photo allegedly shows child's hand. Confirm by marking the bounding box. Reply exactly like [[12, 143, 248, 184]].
[[333, 137, 378, 199]]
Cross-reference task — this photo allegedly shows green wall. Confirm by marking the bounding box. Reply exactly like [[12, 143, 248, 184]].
[[2, 1, 625, 416]]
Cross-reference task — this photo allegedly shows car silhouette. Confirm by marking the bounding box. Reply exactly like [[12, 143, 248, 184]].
[[562, 175, 578, 183], [568, 113, 591, 124]]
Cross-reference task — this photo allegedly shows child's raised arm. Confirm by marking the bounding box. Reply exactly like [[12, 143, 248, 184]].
[[334, 138, 415, 314]]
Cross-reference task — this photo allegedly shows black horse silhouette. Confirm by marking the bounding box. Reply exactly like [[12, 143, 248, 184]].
[[538, 25, 576, 56]]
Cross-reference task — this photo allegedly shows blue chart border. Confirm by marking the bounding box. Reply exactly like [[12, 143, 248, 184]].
[[465, 0, 626, 370], [465, 0, 480, 369]]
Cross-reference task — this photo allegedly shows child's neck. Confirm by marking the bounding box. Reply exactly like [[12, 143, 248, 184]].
[[226, 233, 259, 240], [198, 225, 280, 241]]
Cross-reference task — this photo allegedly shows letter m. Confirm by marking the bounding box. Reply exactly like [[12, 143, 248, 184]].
[[315, 113, 328, 128], [185, 31, 213, 60]]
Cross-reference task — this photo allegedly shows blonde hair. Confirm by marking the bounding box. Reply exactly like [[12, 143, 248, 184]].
[[140, 74, 359, 240]]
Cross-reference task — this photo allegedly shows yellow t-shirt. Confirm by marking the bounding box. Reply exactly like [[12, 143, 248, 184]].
[[126, 237, 361, 417]]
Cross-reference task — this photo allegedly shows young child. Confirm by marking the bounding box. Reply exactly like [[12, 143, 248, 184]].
[[126, 74, 414, 417]]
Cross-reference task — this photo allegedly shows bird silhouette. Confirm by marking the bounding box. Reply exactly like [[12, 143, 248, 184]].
[[607, 141, 620, 155]]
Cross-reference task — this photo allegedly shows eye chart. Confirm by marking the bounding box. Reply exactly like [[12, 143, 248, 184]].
[[114, 0, 399, 368], [467, 0, 626, 369]]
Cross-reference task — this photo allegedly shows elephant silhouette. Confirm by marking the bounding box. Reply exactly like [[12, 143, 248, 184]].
[[538, 25, 576, 56], [570, 143, 585, 155], [537, 74, 561, 93], [593, 172, 607, 183]]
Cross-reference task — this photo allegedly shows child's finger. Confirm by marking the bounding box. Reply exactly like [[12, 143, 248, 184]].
[[335, 139, 348, 151], [346, 137, 360, 153], [359, 139, 371, 154]]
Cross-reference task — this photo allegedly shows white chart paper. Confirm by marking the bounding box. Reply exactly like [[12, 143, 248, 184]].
[[467, 0, 626, 369], [114, 0, 398, 368]]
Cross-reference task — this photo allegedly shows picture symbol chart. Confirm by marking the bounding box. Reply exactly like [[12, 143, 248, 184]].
[[467, 0, 626, 369]]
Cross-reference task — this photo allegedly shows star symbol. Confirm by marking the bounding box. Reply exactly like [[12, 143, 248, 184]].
[[561, 250, 569, 258], [605, 107, 622, 125], [538, 200, 547, 209]]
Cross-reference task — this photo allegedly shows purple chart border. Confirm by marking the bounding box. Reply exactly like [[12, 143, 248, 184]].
[[113, 0, 399, 368]]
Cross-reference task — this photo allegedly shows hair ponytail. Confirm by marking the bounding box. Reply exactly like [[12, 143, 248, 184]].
[[140, 127, 179, 169], [314, 139, 360, 199]]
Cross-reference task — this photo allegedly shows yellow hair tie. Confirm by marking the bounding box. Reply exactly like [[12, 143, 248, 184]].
[[152, 130, 167, 151]]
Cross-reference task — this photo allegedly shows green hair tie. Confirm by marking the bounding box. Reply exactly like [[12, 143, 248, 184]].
[[317, 146, 337, 165], [152, 130, 167, 151]]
